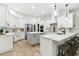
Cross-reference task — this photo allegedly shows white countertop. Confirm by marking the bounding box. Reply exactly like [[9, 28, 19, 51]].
[[26, 32, 43, 34], [5, 33, 14, 36], [41, 32, 78, 42]]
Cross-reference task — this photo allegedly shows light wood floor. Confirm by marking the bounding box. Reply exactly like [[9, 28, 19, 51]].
[[0, 39, 79, 56], [0, 40, 40, 56]]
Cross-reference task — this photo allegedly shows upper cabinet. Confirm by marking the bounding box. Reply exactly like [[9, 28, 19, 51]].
[[20, 19, 25, 28], [0, 5, 7, 27], [7, 14, 20, 28], [57, 13, 73, 28]]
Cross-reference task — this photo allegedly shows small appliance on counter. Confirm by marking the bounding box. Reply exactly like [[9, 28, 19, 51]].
[[50, 23, 56, 32], [0, 29, 3, 35], [40, 25, 44, 32]]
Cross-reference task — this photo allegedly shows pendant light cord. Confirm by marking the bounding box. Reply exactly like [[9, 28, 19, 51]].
[[65, 4, 68, 17], [55, 3, 56, 10]]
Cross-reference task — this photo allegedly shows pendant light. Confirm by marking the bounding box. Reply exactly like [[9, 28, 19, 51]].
[[65, 4, 69, 20], [54, 3, 57, 16]]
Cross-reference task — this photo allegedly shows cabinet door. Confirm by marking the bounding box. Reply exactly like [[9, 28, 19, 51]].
[[14, 33, 18, 41], [7, 15, 15, 27], [0, 6, 7, 27], [31, 34, 40, 44], [0, 36, 13, 53], [14, 32, 21, 42], [20, 32, 25, 39], [7, 15, 20, 28], [57, 13, 73, 28], [27, 34, 32, 44], [20, 19, 25, 28]]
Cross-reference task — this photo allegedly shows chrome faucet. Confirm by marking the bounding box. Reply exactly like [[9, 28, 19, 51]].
[[60, 26, 66, 34], [62, 28, 65, 34]]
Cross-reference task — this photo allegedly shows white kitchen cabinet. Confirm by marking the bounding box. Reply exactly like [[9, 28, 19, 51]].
[[27, 32, 43, 45], [20, 32, 25, 39], [14, 32, 20, 42], [57, 13, 73, 28], [20, 19, 25, 28], [7, 14, 20, 28], [0, 5, 7, 27], [14, 32, 25, 42], [0, 35, 13, 53], [14, 33, 17, 42], [71, 10, 79, 36], [20, 19, 31, 28], [27, 34, 40, 45]]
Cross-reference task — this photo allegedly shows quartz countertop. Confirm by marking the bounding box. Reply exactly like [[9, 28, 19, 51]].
[[26, 32, 43, 34], [41, 32, 78, 42], [5, 33, 14, 35]]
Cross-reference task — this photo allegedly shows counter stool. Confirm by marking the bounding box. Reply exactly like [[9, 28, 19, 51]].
[[74, 36, 79, 47], [58, 36, 79, 56], [58, 44, 69, 56], [65, 40, 75, 55]]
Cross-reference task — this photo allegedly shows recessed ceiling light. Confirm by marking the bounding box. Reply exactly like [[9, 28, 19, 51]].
[[51, 4, 54, 7], [41, 10, 45, 13], [35, 14, 39, 16], [9, 8, 16, 15], [32, 6, 35, 9], [54, 10, 57, 16], [15, 8, 18, 10]]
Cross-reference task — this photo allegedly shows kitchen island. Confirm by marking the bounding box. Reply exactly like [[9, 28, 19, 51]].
[[0, 33, 14, 54], [26, 32, 44, 45], [40, 32, 78, 56]]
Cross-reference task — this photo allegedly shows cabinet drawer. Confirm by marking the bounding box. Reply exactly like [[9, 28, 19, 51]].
[[31, 34, 40, 44]]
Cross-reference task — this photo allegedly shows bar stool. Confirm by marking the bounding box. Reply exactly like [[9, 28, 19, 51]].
[[58, 44, 69, 56], [74, 36, 79, 47], [65, 38, 77, 55], [58, 36, 79, 56]]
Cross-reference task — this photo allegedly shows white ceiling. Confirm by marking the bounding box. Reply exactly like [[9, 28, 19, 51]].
[[3, 3, 79, 17]]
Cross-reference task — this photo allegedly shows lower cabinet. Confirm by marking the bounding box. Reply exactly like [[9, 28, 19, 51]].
[[14, 32, 20, 42], [14, 32, 25, 42], [27, 34, 40, 45], [20, 32, 25, 39], [0, 35, 13, 53]]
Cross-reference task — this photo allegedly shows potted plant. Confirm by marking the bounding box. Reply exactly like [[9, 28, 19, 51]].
[[0, 29, 3, 35]]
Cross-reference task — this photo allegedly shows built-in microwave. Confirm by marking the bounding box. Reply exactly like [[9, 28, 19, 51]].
[[40, 25, 44, 32]]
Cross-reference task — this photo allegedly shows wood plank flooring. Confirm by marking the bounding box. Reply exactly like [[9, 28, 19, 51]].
[[0, 40, 40, 56], [0, 39, 79, 56]]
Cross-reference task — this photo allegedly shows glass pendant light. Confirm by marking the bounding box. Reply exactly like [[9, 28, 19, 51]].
[[54, 3, 57, 16], [65, 4, 68, 20]]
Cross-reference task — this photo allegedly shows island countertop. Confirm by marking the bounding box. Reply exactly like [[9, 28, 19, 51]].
[[5, 33, 14, 36], [40, 32, 78, 56], [41, 32, 78, 42], [26, 32, 43, 34], [0, 33, 14, 36]]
